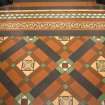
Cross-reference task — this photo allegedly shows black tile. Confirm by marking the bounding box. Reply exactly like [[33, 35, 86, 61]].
[[0, 39, 27, 61], [30, 70, 60, 97], [0, 31, 105, 36], [69, 39, 95, 62], [35, 39, 61, 62], [70, 70, 102, 98], [0, 70, 21, 97]]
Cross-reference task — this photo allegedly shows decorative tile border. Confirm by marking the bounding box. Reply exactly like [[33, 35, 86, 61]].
[[0, 13, 105, 19], [0, 10, 105, 36], [0, 22, 105, 30], [0, 10, 105, 19]]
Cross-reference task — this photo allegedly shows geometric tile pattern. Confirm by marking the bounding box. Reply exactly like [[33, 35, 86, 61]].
[[17, 56, 40, 76], [91, 56, 105, 77], [0, 35, 105, 105]]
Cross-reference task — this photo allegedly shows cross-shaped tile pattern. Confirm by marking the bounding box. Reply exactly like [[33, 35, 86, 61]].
[[0, 36, 105, 105]]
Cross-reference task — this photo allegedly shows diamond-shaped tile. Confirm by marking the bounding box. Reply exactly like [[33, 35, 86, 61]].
[[56, 59, 74, 74], [91, 56, 105, 77], [17, 56, 40, 76], [54, 36, 74, 45], [53, 91, 79, 105], [0, 36, 8, 43], [15, 93, 33, 105], [91, 36, 105, 43], [23, 36, 39, 43]]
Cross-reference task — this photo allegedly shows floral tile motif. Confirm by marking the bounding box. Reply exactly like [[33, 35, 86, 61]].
[[96, 60, 105, 72], [56, 59, 74, 74], [15, 93, 34, 105], [59, 96, 73, 105], [54, 36, 74, 45], [53, 91, 79, 105], [91, 56, 105, 77], [17, 56, 40, 76]]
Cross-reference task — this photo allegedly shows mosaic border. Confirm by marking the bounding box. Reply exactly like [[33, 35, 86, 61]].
[[0, 13, 105, 19], [0, 10, 105, 19], [0, 22, 105, 30]]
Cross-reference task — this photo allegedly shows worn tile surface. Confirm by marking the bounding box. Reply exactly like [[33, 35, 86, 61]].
[[0, 36, 105, 105], [0, 0, 105, 105]]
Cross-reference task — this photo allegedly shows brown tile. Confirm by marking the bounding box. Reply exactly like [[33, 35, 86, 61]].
[[33, 96, 44, 105], [20, 83, 31, 93], [0, 83, 7, 97], [25, 43, 36, 50], [0, 61, 9, 71], [33, 48, 49, 62], [5, 95, 15, 105], [7, 69, 22, 85], [88, 96, 100, 105], [100, 85, 105, 93], [47, 61, 57, 72], [60, 51, 70, 59], [94, 43, 104, 50], [83, 69, 100, 86], [46, 39, 61, 52], [70, 81, 88, 99], [42, 80, 62, 99], [31, 69, 48, 86], [10, 48, 26, 62], [68, 40, 83, 53], [81, 49, 97, 63], [74, 61, 83, 71], [60, 73, 71, 83]]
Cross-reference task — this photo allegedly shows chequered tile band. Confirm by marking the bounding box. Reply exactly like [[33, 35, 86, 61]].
[[1, 13, 105, 19]]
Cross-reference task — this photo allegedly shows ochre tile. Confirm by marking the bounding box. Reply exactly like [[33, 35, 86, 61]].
[[46, 39, 61, 52], [83, 70, 100, 86], [31, 69, 48, 86], [7, 69, 22, 85], [33, 48, 49, 62], [70, 81, 88, 99], [20, 83, 31, 93], [0, 83, 7, 97], [42, 80, 62, 98]]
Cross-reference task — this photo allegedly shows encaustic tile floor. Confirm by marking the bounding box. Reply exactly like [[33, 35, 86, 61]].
[[0, 36, 105, 105], [0, 0, 105, 105]]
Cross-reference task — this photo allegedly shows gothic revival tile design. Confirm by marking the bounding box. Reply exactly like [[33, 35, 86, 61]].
[[17, 56, 40, 76], [91, 56, 105, 77], [0, 35, 105, 105]]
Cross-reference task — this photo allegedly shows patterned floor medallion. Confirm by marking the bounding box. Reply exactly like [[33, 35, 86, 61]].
[[17, 56, 40, 76], [91, 56, 105, 77]]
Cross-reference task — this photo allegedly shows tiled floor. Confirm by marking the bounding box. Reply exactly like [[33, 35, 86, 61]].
[[0, 36, 105, 105], [0, 0, 105, 105]]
